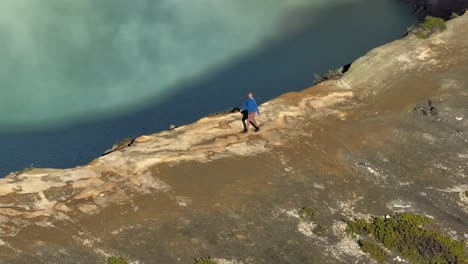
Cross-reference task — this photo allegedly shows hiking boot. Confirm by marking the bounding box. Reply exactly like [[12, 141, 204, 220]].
[[254, 127, 260, 132], [242, 129, 248, 134]]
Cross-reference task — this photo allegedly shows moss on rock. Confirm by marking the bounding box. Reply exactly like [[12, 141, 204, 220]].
[[106, 256, 128, 264], [346, 213, 467, 264], [358, 239, 387, 263], [298, 207, 316, 222], [194, 257, 218, 264], [414, 16, 447, 39]]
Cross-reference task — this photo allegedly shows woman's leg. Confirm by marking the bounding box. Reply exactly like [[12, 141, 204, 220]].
[[248, 112, 258, 128], [242, 111, 248, 130]]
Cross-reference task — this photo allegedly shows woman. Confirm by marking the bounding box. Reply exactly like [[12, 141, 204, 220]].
[[240, 92, 260, 133]]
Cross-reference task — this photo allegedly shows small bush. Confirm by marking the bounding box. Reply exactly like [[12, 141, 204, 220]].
[[451, 12, 459, 19], [194, 257, 217, 264], [346, 213, 467, 263], [107, 256, 128, 264], [298, 207, 316, 222], [359, 239, 387, 263], [346, 218, 371, 236], [414, 16, 447, 39]]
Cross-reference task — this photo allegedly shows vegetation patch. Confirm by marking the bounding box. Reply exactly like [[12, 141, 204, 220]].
[[464, 191, 468, 198], [451, 12, 460, 19], [298, 207, 316, 222], [346, 213, 467, 263], [412, 16, 447, 39], [106, 256, 128, 264], [194, 256, 218, 264], [358, 239, 387, 263]]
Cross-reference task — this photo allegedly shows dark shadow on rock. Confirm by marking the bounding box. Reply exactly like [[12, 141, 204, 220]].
[[414, 100, 438, 116], [404, 0, 468, 20], [342, 63, 352, 74]]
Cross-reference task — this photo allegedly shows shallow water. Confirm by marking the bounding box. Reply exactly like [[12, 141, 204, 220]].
[[0, 0, 417, 176]]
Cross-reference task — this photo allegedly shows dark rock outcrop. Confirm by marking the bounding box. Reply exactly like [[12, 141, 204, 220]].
[[404, 0, 468, 19]]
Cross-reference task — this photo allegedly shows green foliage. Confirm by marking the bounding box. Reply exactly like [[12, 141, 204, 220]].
[[420, 16, 447, 32], [358, 239, 387, 263], [106, 256, 128, 264], [415, 30, 428, 39], [346, 218, 372, 236], [414, 16, 447, 39], [194, 257, 217, 264], [346, 213, 467, 264], [451, 12, 459, 19], [298, 207, 316, 222]]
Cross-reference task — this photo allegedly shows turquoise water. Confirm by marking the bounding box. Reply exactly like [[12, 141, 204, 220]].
[[0, 0, 417, 176]]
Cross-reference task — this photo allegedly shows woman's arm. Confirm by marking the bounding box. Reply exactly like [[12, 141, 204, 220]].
[[254, 99, 260, 114], [241, 100, 247, 111]]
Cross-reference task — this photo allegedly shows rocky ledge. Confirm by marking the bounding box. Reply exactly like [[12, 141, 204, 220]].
[[0, 13, 467, 264]]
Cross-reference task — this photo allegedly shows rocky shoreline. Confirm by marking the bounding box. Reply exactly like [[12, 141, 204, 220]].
[[0, 12, 466, 264]]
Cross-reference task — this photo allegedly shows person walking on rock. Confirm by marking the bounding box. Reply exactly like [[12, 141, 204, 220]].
[[240, 92, 260, 133], [240, 109, 256, 132]]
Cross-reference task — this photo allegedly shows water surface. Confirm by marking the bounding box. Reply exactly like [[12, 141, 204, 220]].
[[0, 0, 417, 176]]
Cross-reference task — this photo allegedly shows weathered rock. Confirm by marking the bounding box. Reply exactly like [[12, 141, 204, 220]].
[[0, 13, 466, 264]]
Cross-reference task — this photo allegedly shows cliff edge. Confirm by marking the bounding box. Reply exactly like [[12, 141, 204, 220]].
[[0, 14, 467, 264]]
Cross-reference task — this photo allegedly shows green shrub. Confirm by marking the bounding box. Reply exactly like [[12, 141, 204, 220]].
[[415, 30, 428, 39], [346, 218, 371, 236], [451, 12, 459, 19], [194, 257, 217, 264], [359, 239, 387, 263], [414, 16, 447, 39], [298, 207, 316, 222], [346, 213, 467, 263], [107, 256, 128, 264]]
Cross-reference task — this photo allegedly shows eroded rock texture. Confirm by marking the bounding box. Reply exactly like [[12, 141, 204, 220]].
[[0, 13, 467, 264]]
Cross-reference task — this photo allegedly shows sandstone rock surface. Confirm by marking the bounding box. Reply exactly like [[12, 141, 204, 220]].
[[0, 14, 467, 264]]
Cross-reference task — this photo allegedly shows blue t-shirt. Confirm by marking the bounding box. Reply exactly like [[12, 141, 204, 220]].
[[242, 98, 259, 114]]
